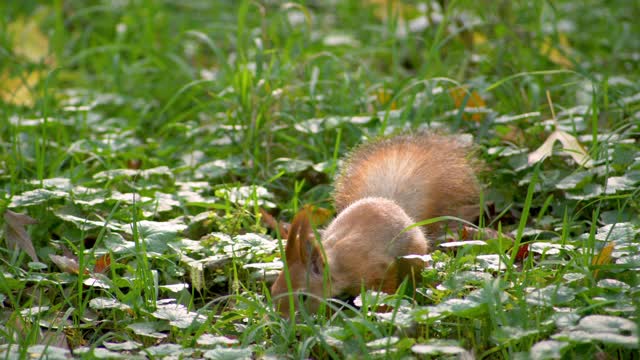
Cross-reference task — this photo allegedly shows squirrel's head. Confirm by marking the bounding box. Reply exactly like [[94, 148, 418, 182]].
[[270, 211, 329, 317], [271, 198, 429, 317]]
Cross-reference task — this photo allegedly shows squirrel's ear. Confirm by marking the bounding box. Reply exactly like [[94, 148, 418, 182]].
[[285, 210, 324, 273], [285, 210, 311, 263], [296, 212, 325, 275]]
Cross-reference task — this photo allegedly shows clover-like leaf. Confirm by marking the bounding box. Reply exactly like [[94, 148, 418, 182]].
[[272, 158, 314, 174], [412, 340, 467, 355], [197, 334, 239, 347], [152, 304, 205, 329], [103, 341, 142, 351], [127, 322, 168, 339], [530, 340, 568, 360], [526, 285, 576, 306], [89, 297, 131, 311], [27, 345, 70, 360], [10, 189, 68, 208], [145, 344, 188, 357], [553, 315, 639, 349], [203, 346, 252, 360]]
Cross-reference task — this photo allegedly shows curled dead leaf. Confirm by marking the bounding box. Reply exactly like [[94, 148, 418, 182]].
[[528, 130, 593, 168], [94, 254, 112, 274], [49, 254, 82, 275], [592, 242, 615, 278]]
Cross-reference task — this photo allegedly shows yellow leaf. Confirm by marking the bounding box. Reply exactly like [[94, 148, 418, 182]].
[[364, 0, 415, 21], [540, 34, 573, 68], [7, 15, 53, 64], [449, 86, 486, 122], [459, 30, 487, 50], [376, 88, 397, 109], [472, 31, 487, 46], [592, 242, 615, 278], [0, 69, 43, 107], [0, 71, 41, 106]]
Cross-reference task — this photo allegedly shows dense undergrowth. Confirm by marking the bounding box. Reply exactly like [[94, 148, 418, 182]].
[[1, 0, 639, 359]]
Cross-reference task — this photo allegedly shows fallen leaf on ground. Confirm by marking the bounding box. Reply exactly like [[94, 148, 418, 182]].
[[49, 254, 83, 275], [376, 88, 397, 109], [0, 69, 43, 107], [3, 210, 39, 261], [94, 254, 112, 273], [515, 243, 530, 261], [540, 33, 573, 68], [528, 130, 593, 167], [592, 242, 615, 278], [449, 87, 486, 122], [7, 15, 52, 63]]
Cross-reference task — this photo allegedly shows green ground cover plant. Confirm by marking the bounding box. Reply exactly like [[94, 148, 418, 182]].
[[1, 0, 639, 358]]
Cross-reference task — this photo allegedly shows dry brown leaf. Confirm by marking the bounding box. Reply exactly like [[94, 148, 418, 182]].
[[528, 130, 593, 167], [94, 253, 112, 274], [41, 327, 72, 351], [49, 254, 82, 275], [3, 210, 39, 261]]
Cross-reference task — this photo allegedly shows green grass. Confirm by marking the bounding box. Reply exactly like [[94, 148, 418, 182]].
[[1, 0, 639, 358]]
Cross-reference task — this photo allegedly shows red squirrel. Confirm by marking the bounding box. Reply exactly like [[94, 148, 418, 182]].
[[270, 133, 481, 315]]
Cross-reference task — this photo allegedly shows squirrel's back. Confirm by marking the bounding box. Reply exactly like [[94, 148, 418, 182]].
[[333, 133, 480, 235]]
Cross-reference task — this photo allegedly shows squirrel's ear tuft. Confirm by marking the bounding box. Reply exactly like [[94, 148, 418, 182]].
[[285, 210, 313, 263], [285, 209, 324, 273], [298, 212, 325, 275], [284, 212, 302, 262]]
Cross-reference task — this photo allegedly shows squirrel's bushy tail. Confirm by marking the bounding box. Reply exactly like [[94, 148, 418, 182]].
[[333, 133, 480, 235]]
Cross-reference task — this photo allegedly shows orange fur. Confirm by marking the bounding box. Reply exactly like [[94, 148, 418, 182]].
[[271, 133, 480, 316], [334, 133, 480, 236]]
